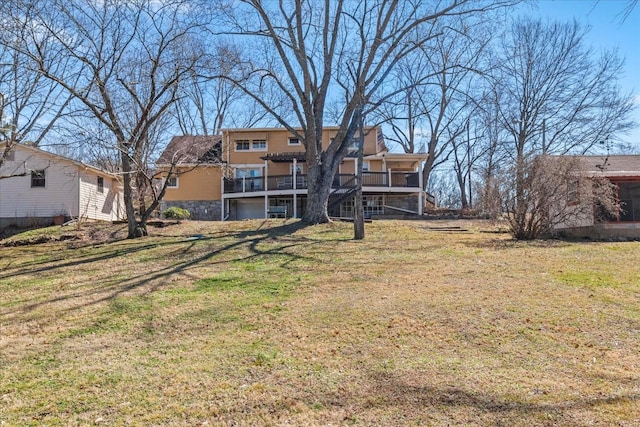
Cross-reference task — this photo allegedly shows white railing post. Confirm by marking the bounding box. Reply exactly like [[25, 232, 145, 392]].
[[293, 158, 297, 190]]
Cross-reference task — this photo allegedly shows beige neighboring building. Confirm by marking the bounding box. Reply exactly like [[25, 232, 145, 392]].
[[0, 143, 124, 228], [550, 155, 640, 239], [158, 127, 429, 221]]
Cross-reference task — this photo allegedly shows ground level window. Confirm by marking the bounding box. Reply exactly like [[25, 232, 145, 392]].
[[340, 195, 383, 217], [31, 170, 45, 187]]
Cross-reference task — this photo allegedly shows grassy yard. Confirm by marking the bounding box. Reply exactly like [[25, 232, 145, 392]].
[[1, 220, 639, 426]]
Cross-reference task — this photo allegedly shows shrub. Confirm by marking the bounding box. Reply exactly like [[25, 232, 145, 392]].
[[163, 207, 190, 221]]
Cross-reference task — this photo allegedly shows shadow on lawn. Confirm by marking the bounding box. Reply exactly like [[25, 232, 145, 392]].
[[1, 220, 322, 318], [367, 371, 639, 421]]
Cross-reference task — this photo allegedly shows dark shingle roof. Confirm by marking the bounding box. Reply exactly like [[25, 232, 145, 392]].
[[156, 135, 222, 165], [572, 155, 640, 178]]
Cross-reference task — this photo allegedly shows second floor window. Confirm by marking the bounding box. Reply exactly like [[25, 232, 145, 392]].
[[252, 140, 267, 150], [288, 137, 300, 146], [97, 176, 104, 193], [235, 140, 250, 151]]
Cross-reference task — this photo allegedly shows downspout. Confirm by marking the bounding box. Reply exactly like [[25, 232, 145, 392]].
[[418, 160, 424, 215]]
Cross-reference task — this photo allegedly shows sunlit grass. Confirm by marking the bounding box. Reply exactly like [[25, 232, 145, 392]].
[[1, 219, 639, 426]]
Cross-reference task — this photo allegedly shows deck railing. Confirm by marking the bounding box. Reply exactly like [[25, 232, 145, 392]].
[[223, 171, 420, 194]]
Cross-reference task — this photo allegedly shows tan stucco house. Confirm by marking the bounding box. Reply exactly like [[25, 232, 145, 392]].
[[158, 127, 429, 221], [550, 154, 640, 239]]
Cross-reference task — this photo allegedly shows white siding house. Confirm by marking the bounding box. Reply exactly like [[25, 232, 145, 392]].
[[0, 143, 124, 227]]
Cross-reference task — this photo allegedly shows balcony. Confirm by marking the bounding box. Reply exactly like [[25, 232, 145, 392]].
[[223, 171, 420, 194]]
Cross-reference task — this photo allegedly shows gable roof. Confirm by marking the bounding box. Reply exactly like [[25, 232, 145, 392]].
[[0, 142, 120, 179], [156, 135, 222, 166]]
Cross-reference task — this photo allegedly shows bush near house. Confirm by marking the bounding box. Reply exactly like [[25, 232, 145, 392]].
[[162, 206, 190, 221]]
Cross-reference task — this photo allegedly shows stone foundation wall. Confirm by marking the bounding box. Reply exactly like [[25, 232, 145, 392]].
[[160, 200, 222, 221], [557, 223, 640, 240], [384, 194, 419, 213]]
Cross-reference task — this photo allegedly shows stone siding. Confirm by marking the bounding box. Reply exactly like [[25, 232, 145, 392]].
[[384, 194, 419, 213], [160, 200, 222, 221]]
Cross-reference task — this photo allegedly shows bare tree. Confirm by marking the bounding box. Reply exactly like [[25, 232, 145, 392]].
[[502, 156, 619, 239], [220, 0, 519, 225], [379, 17, 494, 190], [491, 18, 635, 238], [8, 0, 214, 237], [473, 90, 510, 218], [0, 3, 73, 172]]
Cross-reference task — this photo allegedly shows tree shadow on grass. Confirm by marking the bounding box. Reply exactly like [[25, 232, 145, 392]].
[[0, 220, 330, 319], [362, 371, 639, 423]]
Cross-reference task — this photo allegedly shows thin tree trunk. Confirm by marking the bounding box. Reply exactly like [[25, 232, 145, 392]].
[[354, 108, 365, 240]]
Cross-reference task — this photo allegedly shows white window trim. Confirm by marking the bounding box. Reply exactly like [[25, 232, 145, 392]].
[[251, 139, 267, 151], [166, 176, 179, 188], [288, 137, 301, 146], [234, 139, 268, 152], [234, 140, 250, 151]]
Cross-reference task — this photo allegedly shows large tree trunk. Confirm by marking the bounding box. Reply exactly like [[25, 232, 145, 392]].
[[121, 148, 146, 238], [303, 158, 335, 224]]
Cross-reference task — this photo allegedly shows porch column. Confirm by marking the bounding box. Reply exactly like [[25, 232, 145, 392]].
[[293, 158, 297, 190], [418, 162, 424, 215], [264, 194, 269, 219], [388, 168, 392, 187], [264, 160, 269, 190]]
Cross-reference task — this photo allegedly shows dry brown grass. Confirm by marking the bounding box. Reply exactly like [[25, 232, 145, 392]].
[[1, 219, 639, 426]]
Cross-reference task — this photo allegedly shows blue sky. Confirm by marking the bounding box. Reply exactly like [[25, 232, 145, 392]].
[[521, 0, 640, 151]]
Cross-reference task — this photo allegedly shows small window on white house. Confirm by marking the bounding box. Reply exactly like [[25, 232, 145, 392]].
[[97, 176, 104, 193], [288, 137, 301, 146], [166, 176, 178, 188], [235, 140, 250, 151], [31, 170, 45, 188], [252, 139, 267, 150], [6, 150, 15, 161]]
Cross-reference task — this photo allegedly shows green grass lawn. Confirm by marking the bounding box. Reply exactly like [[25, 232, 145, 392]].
[[1, 220, 639, 426]]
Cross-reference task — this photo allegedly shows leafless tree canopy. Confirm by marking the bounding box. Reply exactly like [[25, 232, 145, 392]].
[[219, 0, 519, 224], [3, 0, 216, 237], [502, 156, 619, 240]]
